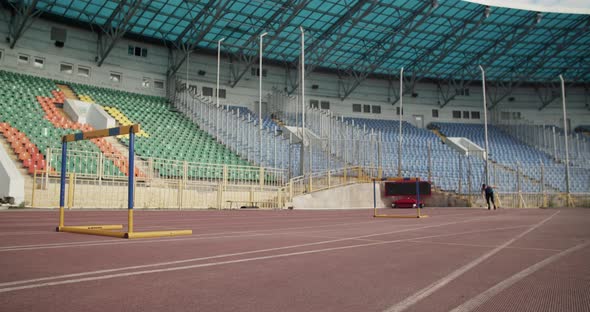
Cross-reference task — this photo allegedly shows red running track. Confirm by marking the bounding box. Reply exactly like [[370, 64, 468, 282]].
[[0, 208, 588, 312]]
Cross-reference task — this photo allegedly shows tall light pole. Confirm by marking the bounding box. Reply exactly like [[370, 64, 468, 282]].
[[398, 67, 403, 177], [216, 38, 225, 108], [259, 32, 268, 165], [300, 26, 306, 175], [559, 74, 570, 197], [216, 38, 225, 142], [186, 50, 190, 110], [479, 65, 489, 185], [300, 26, 305, 138]]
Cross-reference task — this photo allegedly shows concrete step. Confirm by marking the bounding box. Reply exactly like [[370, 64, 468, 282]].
[[56, 84, 79, 100]]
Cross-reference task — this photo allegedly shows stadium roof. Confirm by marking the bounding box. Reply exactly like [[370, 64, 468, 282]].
[[3, 0, 590, 103]]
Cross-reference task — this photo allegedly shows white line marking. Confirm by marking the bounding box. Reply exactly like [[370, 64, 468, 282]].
[[382, 211, 560, 312], [289, 225, 529, 243], [408, 239, 563, 252], [449, 240, 589, 312], [0, 231, 54, 236], [0, 225, 532, 293], [0, 220, 384, 251], [0, 217, 504, 288], [0, 213, 488, 252]]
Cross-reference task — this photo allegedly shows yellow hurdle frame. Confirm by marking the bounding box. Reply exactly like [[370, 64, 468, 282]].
[[56, 124, 192, 239]]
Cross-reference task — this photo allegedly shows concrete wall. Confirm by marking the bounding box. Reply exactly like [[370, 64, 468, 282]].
[[292, 183, 475, 209], [293, 183, 387, 209], [0, 12, 167, 97], [0, 143, 24, 204]]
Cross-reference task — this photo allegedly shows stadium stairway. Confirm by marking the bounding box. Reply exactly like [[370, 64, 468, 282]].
[[56, 84, 79, 100], [70, 84, 253, 180], [36, 91, 142, 177]]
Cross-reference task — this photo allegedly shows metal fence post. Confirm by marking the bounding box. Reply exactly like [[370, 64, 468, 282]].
[[541, 160, 546, 207], [517, 162, 522, 208], [427, 141, 432, 183]]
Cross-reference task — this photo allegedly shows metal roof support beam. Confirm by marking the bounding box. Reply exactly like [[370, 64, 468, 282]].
[[284, 63, 299, 94], [286, 0, 378, 94], [167, 0, 231, 78], [96, 0, 142, 67], [387, 77, 399, 104], [396, 10, 485, 104], [434, 14, 540, 108], [338, 1, 437, 100], [535, 83, 560, 111], [438, 79, 467, 108], [493, 15, 590, 83], [568, 58, 590, 82], [585, 84, 590, 110], [411, 14, 484, 73], [389, 72, 418, 105], [174, 0, 216, 47], [487, 16, 590, 110], [7, 0, 40, 49], [444, 13, 540, 82], [305, 0, 370, 54], [229, 0, 310, 88]]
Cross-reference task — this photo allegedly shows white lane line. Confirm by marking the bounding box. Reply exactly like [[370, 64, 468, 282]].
[[0, 216, 501, 288], [0, 213, 487, 252], [0, 220, 385, 251], [0, 231, 55, 236], [0, 224, 536, 293], [0, 211, 477, 228], [449, 240, 589, 312], [286, 225, 530, 243], [408, 239, 563, 252], [382, 211, 560, 312]]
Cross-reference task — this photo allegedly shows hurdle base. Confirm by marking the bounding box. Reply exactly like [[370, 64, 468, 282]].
[[125, 230, 193, 239], [374, 214, 429, 219], [57, 226, 192, 239], [57, 226, 127, 238], [56, 225, 123, 232]]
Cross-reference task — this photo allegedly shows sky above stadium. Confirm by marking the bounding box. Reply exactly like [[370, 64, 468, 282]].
[[464, 0, 590, 14]]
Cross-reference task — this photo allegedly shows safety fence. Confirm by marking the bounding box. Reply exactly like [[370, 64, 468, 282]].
[[32, 147, 288, 209], [288, 166, 370, 200], [463, 192, 590, 209], [29, 145, 589, 209], [31, 171, 287, 209], [492, 114, 590, 169]]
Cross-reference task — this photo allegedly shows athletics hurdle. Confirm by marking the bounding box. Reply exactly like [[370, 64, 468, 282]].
[[56, 124, 192, 239], [373, 178, 428, 219]]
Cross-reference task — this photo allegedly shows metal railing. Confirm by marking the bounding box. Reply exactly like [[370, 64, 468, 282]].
[[33, 147, 288, 209]]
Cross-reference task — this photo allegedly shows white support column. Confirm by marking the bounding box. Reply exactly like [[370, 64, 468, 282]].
[[479, 65, 490, 185], [559, 75, 570, 195], [259, 32, 268, 166], [398, 67, 403, 177]]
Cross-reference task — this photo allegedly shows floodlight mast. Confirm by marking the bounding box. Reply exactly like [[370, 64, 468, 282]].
[[559, 74, 570, 196], [300, 26, 305, 145], [216, 38, 225, 108], [259, 32, 268, 165], [300, 26, 307, 176], [479, 65, 489, 185], [216, 38, 225, 142], [186, 49, 190, 114], [398, 67, 403, 177]]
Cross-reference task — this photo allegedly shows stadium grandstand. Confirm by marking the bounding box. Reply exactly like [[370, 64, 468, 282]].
[[0, 0, 589, 310]]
